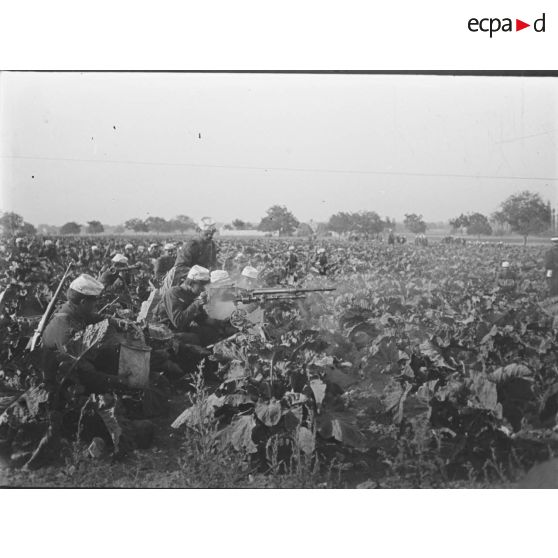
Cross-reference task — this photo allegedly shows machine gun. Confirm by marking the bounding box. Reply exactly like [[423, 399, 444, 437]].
[[108, 263, 143, 274], [228, 286, 335, 329], [233, 286, 335, 304]]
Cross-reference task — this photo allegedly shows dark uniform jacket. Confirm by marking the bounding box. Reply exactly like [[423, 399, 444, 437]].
[[174, 238, 218, 276], [99, 268, 121, 288], [495, 271, 517, 293], [42, 302, 104, 352], [545, 247, 558, 272], [154, 255, 175, 281], [154, 286, 207, 331], [545, 246, 558, 296], [285, 253, 298, 271]]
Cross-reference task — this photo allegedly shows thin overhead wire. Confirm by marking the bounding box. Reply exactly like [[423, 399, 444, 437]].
[[1, 153, 557, 182]]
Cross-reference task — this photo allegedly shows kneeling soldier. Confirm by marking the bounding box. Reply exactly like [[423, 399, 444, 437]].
[[42, 274, 131, 393]]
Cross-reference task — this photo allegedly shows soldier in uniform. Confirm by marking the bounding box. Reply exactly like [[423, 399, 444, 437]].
[[42, 274, 130, 392], [124, 243, 136, 265], [314, 248, 328, 276], [285, 245, 298, 285], [148, 243, 161, 260], [39, 239, 58, 261], [154, 243, 176, 284], [173, 217, 219, 285], [236, 266, 259, 291], [154, 265, 217, 346], [99, 253, 131, 289], [495, 261, 518, 295], [545, 237, 558, 296]]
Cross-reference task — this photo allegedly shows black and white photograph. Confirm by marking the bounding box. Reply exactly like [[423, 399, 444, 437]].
[[1, 70, 557, 489]]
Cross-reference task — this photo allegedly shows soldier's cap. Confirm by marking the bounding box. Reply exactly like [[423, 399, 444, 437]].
[[241, 266, 259, 279], [187, 265, 210, 282], [15, 237, 23, 243], [210, 269, 234, 287], [288, 245, 295, 251], [149, 243, 159, 249], [501, 261, 510, 268], [111, 253, 129, 265], [125, 243, 133, 250], [91, 245, 99, 251], [317, 248, 326, 254], [69, 274, 104, 297], [163, 242, 175, 251], [552, 237, 558, 243], [198, 217, 216, 231], [234, 252, 246, 261], [44, 239, 53, 246]]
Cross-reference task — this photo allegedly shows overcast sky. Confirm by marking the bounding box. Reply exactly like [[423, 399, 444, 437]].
[[0, 72, 557, 226]]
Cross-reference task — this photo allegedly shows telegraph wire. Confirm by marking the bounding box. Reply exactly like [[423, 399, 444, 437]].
[[1, 153, 557, 182]]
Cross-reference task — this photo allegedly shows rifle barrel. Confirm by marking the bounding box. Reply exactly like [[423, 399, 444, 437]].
[[28, 262, 73, 351]]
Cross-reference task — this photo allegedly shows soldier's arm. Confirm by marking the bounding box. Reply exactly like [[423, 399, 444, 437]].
[[42, 317, 74, 353], [165, 290, 204, 330], [153, 258, 165, 279]]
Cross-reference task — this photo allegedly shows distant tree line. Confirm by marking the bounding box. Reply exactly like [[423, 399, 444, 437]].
[[1, 191, 553, 244], [0, 212, 37, 236], [123, 215, 197, 234], [448, 191, 551, 245]]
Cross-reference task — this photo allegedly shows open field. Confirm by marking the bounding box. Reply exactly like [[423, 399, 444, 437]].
[[2, 236, 558, 488]]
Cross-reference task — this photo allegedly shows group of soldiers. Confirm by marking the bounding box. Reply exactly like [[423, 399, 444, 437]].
[[22, 225, 558, 400], [6, 224, 558, 468], [36, 218, 335, 398]]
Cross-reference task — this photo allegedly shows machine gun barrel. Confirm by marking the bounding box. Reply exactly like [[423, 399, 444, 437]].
[[251, 287, 335, 296], [233, 286, 335, 304], [111, 264, 142, 273]]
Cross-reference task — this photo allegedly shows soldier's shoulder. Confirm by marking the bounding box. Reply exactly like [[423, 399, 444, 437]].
[[165, 285, 186, 298], [44, 309, 75, 333]]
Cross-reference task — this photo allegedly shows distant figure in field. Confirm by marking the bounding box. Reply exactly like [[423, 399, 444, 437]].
[[545, 237, 558, 297], [495, 261, 517, 295]]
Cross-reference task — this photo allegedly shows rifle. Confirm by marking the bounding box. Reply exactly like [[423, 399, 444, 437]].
[[233, 286, 335, 304], [27, 262, 74, 352], [108, 263, 142, 274]]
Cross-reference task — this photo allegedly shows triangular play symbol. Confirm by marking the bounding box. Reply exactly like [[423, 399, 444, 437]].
[[516, 19, 530, 31]]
